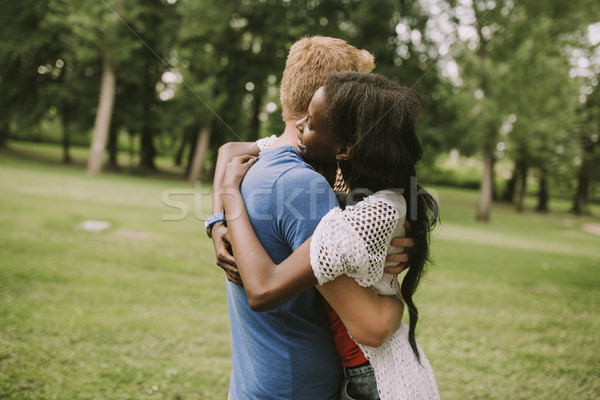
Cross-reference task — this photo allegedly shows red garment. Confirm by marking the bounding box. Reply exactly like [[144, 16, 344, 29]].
[[324, 301, 368, 367]]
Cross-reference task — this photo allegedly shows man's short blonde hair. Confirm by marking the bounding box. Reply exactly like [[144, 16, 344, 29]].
[[280, 36, 375, 121]]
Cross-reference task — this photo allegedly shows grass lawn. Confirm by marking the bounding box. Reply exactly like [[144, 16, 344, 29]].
[[1, 144, 599, 399]]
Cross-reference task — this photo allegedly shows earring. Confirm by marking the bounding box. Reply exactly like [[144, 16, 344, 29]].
[[333, 160, 350, 195]]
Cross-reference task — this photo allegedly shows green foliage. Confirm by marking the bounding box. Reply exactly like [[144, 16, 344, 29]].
[[0, 0, 56, 131], [432, 0, 600, 213], [1, 0, 599, 203]]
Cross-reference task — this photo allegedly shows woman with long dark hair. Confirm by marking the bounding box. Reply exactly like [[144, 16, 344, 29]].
[[222, 72, 439, 399]]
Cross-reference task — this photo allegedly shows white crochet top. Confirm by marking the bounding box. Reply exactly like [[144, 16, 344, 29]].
[[310, 190, 440, 400], [255, 135, 278, 152]]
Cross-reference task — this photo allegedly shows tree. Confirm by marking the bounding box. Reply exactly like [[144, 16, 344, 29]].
[[87, 54, 116, 174], [0, 0, 58, 148], [437, 0, 505, 221], [572, 76, 600, 214], [174, 0, 239, 182], [65, 0, 126, 175], [44, 0, 180, 174], [122, 0, 181, 171], [177, 0, 447, 183], [503, 19, 579, 213], [441, 0, 600, 220]]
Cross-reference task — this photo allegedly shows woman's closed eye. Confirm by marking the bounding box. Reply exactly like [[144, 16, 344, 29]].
[[306, 114, 314, 130]]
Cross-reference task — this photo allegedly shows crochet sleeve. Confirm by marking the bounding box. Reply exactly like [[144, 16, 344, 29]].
[[310, 192, 406, 287], [255, 135, 278, 152]]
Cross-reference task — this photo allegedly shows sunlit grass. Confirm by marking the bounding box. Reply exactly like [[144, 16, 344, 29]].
[[1, 153, 228, 400], [1, 147, 599, 399]]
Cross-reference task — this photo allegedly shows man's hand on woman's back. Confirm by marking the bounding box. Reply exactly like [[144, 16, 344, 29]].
[[211, 221, 243, 286], [384, 220, 414, 274]]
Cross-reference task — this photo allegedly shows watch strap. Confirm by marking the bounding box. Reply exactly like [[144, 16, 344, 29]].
[[206, 211, 225, 227], [205, 211, 225, 238]]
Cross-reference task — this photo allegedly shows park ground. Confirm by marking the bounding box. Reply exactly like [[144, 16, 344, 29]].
[[1, 142, 599, 399]]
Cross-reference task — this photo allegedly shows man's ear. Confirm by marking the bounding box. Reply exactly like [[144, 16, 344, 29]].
[[336, 144, 354, 161]]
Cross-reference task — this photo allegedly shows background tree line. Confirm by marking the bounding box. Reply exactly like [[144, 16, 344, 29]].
[[1, 0, 599, 221]]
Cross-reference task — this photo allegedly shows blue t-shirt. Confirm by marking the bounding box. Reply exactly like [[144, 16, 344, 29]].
[[227, 145, 342, 400]]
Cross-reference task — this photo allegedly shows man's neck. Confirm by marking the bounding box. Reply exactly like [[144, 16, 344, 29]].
[[271, 120, 337, 186], [272, 121, 299, 148]]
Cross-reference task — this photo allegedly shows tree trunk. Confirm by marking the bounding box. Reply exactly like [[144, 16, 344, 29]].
[[474, 6, 494, 223], [571, 135, 594, 215], [536, 169, 549, 213], [501, 162, 518, 203], [127, 132, 136, 167], [491, 154, 498, 201], [138, 46, 158, 171], [477, 135, 494, 222], [87, 54, 116, 175], [60, 111, 72, 164], [185, 128, 197, 176], [107, 121, 120, 171], [187, 124, 212, 183], [571, 166, 589, 215], [62, 125, 72, 164], [0, 116, 9, 149], [139, 126, 156, 171], [516, 162, 528, 212], [174, 133, 188, 167]]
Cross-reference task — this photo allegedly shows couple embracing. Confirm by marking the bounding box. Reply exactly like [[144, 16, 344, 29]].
[[207, 36, 439, 400]]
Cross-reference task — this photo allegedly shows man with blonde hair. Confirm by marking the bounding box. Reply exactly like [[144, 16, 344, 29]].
[[207, 37, 402, 399], [279, 36, 375, 121]]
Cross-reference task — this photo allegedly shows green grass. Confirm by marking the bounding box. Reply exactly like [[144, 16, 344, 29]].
[[0, 150, 226, 400], [1, 145, 600, 399]]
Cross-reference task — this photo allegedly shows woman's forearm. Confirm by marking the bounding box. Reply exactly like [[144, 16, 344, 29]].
[[221, 186, 317, 311], [213, 142, 259, 213]]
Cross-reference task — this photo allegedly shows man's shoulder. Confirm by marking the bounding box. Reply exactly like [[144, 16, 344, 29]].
[[276, 162, 328, 185], [256, 147, 329, 188], [247, 146, 304, 177]]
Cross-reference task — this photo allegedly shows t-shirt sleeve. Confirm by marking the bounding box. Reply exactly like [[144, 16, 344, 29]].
[[272, 167, 339, 251], [310, 194, 405, 287]]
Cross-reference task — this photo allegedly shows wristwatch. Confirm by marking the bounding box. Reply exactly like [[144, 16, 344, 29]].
[[205, 211, 225, 238]]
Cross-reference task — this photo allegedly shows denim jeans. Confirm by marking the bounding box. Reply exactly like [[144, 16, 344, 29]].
[[340, 362, 380, 400]]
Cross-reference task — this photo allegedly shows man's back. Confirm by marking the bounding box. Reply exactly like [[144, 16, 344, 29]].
[[227, 145, 341, 400]]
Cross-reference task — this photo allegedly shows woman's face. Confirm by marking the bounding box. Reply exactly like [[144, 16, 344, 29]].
[[295, 87, 341, 166]]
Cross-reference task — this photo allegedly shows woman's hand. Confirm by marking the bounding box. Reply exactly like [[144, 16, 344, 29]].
[[222, 155, 258, 190]]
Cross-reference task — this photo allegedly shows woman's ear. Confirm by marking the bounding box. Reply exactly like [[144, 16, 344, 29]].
[[336, 144, 354, 161]]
